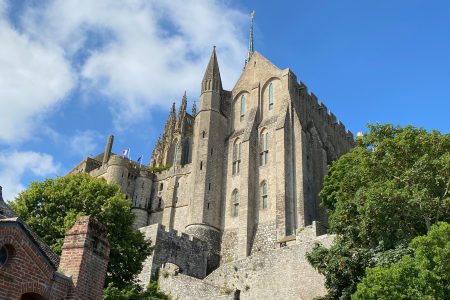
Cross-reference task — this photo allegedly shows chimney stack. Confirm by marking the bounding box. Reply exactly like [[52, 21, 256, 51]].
[[58, 216, 110, 299], [102, 135, 114, 165]]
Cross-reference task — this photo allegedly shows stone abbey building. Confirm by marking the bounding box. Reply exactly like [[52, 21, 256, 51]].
[[70, 29, 354, 298]]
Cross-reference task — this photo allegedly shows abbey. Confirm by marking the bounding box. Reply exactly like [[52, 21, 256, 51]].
[[70, 37, 353, 299]]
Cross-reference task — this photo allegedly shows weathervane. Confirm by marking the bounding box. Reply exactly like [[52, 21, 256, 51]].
[[245, 10, 255, 66]]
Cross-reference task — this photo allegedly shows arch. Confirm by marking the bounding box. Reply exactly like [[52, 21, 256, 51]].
[[232, 91, 250, 128], [231, 189, 239, 217], [21, 293, 46, 300], [261, 77, 281, 116], [260, 181, 268, 209]]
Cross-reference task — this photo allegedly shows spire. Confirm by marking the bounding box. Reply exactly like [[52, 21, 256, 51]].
[[245, 10, 255, 66], [192, 100, 197, 116], [180, 91, 187, 113], [202, 46, 222, 93], [176, 92, 188, 131]]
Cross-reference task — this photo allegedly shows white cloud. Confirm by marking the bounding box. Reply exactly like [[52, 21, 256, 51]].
[[0, 0, 247, 143], [0, 7, 75, 143], [21, 0, 248, 128], [0, 150, 60, 201], [69, 130, 101, 157]]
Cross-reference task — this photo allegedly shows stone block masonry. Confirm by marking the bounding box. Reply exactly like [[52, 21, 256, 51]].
[[159, 224, 334, 300], [137, 224, 209, 286]]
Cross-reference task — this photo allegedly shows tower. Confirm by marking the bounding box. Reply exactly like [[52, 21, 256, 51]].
[[184, 47, 227, 272]]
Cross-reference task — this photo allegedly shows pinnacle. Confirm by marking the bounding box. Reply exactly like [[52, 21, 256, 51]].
[[202, 47, 222, 84]]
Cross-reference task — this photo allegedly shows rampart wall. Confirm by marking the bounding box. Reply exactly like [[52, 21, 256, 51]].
[[138, 224, 209, 287]]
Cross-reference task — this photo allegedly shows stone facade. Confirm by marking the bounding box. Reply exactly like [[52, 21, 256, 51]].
[[70, 46, 353, 299], [0, 187, 110, 300]]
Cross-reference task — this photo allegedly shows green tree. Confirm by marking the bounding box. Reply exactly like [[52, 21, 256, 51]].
[[10, 173, 152, 289], [103, 273, 169, 300], [352, 222, 450, 300], [307, 124, 450, 299]]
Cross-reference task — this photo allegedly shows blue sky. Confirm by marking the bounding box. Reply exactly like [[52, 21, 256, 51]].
[[0, 0, 449, 201]]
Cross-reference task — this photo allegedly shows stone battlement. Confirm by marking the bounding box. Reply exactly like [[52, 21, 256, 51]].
[[297, 82, 354, 145]]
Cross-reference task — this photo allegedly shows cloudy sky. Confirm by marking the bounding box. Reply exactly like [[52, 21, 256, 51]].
[[1, 0, 449, 200]]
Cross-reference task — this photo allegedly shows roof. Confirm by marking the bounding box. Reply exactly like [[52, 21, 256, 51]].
[[202, 47, 222, 86], [0, 186, 60, 269]]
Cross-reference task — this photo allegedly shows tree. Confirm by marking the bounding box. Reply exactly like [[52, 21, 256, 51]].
[[307, 124, 450, 299], [352, 222, 450, 300], [103, 273, 169, 300], [10, 173, 152, 289]]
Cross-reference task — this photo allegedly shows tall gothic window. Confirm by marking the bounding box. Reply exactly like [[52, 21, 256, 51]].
[[260, 130, 269, 166], [182, 140, 190, 164], [261, 181, 268, 209], [232, 190, 239, 217], [268, 82, 274, 110], [232, 139, 241, 175], [240, 95, 246, 122]]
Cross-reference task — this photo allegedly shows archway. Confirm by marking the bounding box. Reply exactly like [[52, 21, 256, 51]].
[[21, 293, 46, 300]]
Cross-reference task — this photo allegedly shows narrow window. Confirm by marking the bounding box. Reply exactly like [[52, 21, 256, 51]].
[[260, 131, 269, 166], [209, 183, 211, 191], [202, 131, 206, 138], [183, 140, 190, 164], [240, 95, 246, 122], [200, 161, 203, 170], [232, 190, 239, 217], [173, 143, 179, 166], [158, 198, 162, 209], [211, 148, 213, 156], [232, 140, 241, 175], [268, 83, 274, 110], [207, 202, 210, 209], [261, 182, 268, 209], [159, 183, 163, 190]]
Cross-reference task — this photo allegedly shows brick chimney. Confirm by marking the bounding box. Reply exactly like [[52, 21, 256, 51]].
[[58, 216, 110, 300]]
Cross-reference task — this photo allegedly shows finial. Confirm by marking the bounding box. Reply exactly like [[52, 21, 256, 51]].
[[192, 100, 197, 116], [245, 10, 255, 66]]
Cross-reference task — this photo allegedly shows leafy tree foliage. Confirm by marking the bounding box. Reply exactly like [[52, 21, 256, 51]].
[[307, 124, 450, 299], [353, 222, 450, 300], [103, 273, 169, 300], [10, 173, 152, 289]]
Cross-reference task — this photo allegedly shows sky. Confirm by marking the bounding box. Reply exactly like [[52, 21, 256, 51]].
[[0, 0, 449, 201]]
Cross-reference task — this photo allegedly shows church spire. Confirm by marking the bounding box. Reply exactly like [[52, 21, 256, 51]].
[[202, 46, 222, 93], [192, 100, 197, 116], [245, 10, 255, 66]]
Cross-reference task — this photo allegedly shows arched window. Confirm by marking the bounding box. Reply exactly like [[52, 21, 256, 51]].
[[268, 82, 274, 110], [261, 181, 268, 209], [240, 95, 246, 121], [232, 190, 239, 217], [260, 130, 269, 166], [232, 139, 242, 175]]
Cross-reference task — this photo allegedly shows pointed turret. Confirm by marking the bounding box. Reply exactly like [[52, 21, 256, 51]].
[[192, 100, 197, 116], [176, 92, 188, 131], [202, 47, 222, 94]]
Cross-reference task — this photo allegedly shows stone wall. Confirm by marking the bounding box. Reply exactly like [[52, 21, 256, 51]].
[[160, 225, 334, 300], [159, 266, 237, 300], [138, 224, 209, 287]]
